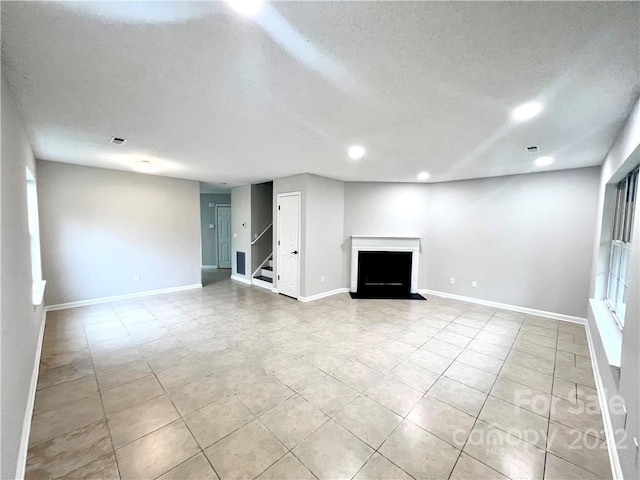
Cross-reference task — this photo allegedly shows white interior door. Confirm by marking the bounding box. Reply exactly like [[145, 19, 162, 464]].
[[277, 193, 300, 298], [217, 206, 231, 269]]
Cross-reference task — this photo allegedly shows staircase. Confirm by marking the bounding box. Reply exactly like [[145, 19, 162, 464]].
[[252, 257, 273, 290]]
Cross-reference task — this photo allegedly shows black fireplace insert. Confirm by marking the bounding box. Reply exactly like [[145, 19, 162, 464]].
[[350, 251, 425, 300]]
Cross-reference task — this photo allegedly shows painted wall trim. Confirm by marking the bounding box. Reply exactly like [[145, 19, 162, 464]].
[[15, 309, 46, 480], [584, 318, 624, 480], [299, 288, 349, 303], [32, 279, 47, 306], [418, 289, 587, 324], [44, 284, 202, 312], [202, 265, 218, 269], [230, 274, 252, 286], [588, 298, 622, 367]]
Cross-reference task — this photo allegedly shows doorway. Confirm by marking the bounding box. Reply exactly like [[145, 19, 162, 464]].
[[216, 205, 231, 269], [276, 192, 300, 299]]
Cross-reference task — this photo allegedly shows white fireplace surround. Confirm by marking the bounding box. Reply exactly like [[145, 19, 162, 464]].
[[350, 236, 421, 293]]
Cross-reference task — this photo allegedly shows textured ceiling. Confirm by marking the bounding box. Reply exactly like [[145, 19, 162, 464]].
[[1, 1, 639, 186]]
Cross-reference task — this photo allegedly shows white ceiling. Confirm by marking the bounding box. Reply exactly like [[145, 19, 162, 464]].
[[2, 1, 639, 186]]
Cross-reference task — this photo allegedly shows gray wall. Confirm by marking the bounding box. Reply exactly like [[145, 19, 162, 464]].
[[587, 96, 640, 480], [426, 169, 600, 316], [251, 182, 273, 240], [344, 168, 600, 317], [343, 183, 429, 288], [250, 182, 273, 273], [1, 74, 46, 480], [38, 161, 201, 305], [305, 175, 345, 297], [231, 185, 251, 280], [200, 193, 231, 267], [271, 174, 345, 298]]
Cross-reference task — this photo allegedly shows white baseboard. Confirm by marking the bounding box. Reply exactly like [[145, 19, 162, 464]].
[[418, 289, 586, 324], [230, 275, 252, 285], [44, 284, 202, 312], [16, 308, 46, 479], [201, 265, 218, 269], [584, 318, 623, 480], [299, 288, 349, 303]]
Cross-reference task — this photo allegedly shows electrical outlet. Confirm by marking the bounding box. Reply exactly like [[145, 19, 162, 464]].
[[134, 274, 141, 283], [320, 276, 325, 283], [472, 281, 477, 288], [449, 277, 455, 285]]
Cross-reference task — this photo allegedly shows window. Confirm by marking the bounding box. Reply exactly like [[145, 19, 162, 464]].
[[605, 167, 638, 329], [26, 168, 45, 305]]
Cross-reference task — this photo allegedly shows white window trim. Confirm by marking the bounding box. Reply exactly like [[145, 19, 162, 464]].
[[590, 298, 622, 368], [26, 168, 46, 306], [603, 167, 637, 328], [32, 280, 46, 306]]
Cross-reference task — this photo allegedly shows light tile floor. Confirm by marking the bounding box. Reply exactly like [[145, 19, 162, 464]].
[[27, 278, 611, 479]]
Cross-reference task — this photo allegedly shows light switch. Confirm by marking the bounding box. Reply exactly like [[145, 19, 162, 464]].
[[209, 224, 215, 229], [233, 232, 237, 238]]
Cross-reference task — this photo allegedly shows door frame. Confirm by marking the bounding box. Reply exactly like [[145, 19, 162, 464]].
[[215, 204, 232, 269], [276, 192, 301, 299]]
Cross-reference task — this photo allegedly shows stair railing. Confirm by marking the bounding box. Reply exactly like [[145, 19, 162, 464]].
[[251, 222, 273, 245]]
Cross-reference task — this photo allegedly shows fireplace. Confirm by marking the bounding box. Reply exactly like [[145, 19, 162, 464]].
[[350, 236, 424, 300], [357, 251, 412, 297]]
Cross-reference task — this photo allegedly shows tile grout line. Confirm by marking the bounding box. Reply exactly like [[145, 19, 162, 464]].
[[547, 323, 611, 479], [442, 310, 525, 480], [86, 308, 123, 479], [102, 303, 156, 479], [542, 321, 562, 480], [263, 308, 448, 480], [446, 311, 533, 479], [345, 309, 494, 480], [370, 307, 520, 479]]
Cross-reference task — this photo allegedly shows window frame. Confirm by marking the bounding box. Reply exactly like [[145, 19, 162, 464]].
[[605, 167, 638, 329], [26, 167, 45, 305]]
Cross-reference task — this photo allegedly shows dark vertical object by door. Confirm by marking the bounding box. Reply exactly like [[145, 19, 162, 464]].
[[236, 251, 245, 275]]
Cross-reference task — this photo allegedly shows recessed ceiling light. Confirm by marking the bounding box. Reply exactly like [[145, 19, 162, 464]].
[[225, 0, 264, 16], [417, 172, 430, 181], [348, 145, 365, 160], [132, 160, 159, 174], [535, 156, 554, 167], [511, 102, 542, 122]]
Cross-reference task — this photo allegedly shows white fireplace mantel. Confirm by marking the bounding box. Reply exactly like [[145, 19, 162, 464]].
[[350, 236, 421, 293]]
